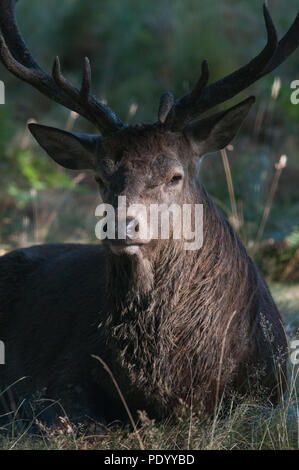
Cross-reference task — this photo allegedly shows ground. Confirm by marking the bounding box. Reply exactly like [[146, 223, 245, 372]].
[[0, 283, 298, 450]]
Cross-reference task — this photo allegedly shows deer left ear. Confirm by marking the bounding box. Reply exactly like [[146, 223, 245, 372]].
[[28, 123, 99, 170], [183, 96, 255, 157]]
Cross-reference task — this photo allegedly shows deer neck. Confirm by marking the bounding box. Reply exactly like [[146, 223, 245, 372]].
[[103, 188, 253, 322]]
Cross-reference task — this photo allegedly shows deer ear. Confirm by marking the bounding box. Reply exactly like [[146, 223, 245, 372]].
[[183, 96, 255, 157], [28, 123, 99, 170]]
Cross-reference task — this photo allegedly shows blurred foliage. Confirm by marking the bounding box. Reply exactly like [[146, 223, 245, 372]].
[[0, 0, 299, 280]]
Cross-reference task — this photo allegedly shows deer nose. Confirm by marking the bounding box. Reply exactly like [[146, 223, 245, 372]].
[[126, 217, 140, 239], [114, 216, 140, 240]]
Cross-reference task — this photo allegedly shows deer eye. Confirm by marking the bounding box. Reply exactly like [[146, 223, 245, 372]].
[[168, 174, 183, 186]]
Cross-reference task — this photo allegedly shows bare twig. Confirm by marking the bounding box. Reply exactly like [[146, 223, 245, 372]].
[[210, 310, 238, 446], [253, 154, 287, 255], [91, 354, 145, 450], [221, 148, 240, 230]]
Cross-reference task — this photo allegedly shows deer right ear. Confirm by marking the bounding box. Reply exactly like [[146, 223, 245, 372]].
[[183, 96, 255, 157], [28, 123, 99, 170]]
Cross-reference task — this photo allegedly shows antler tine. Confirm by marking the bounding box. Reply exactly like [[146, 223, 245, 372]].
[[0, 0, 123, 135], [164, 60, 209, 129], [158, 92, 174, 124], [262, 12, 299, 75], [0, 33, 41, 84], [52, 56, 92, 103], [52, 56, 79, 101], [80, 57, 91, 101], [192, 59, 209, 96], [0, 0, 39, 70], [195, 3, 282, 115], [165, 3, 281, 129]]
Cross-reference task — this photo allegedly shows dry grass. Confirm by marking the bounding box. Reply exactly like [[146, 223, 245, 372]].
[[0, 284, 298, 450], [0, 384, 298, 450]]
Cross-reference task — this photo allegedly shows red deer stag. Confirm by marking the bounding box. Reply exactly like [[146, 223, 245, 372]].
[[0, 1, 298, 427]]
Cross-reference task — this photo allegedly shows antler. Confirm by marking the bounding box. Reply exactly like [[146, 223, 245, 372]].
[[0, 0, 124, 135], [162, 3, 299, 130], [1, 1, 298, 134]]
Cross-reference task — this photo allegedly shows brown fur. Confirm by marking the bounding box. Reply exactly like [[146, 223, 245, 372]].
[[0, 126, 288, 427]]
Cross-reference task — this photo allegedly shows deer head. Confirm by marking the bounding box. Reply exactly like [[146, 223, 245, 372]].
[[1, 1, 298, 257]]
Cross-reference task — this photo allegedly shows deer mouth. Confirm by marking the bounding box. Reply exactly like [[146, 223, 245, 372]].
[[103, 238, 149, 255]]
